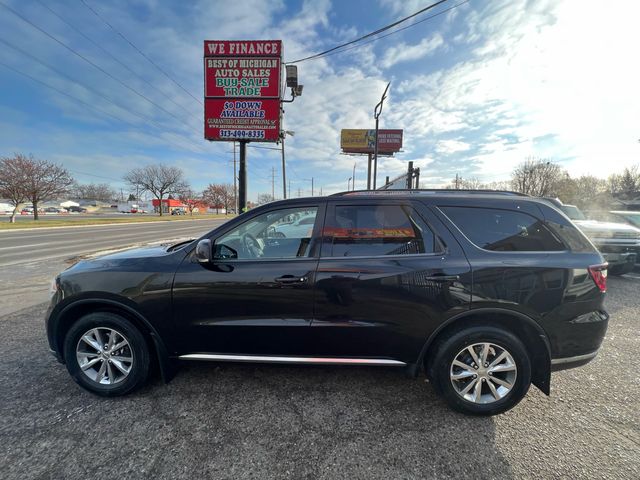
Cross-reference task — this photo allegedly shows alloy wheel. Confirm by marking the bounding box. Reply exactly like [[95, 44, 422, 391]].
[[449, 342, 517, 404], [76, 327, 133, 385]]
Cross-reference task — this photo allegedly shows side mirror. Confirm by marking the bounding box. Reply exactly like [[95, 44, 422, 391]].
[[195, 239, 212, 263]]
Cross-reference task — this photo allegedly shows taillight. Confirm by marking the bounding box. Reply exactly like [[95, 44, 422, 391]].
[[588, 263, 608, 293]]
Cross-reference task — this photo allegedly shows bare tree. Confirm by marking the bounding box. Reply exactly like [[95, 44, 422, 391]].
[[11, 155, 74, 220], [178, 187, 200, 216], [124, 165, 187, 216], [73, 182, 116, 202], [0, 154, 31, 223], [203, 183, 235, 214], [256, 193, 275, 205], [511, 158, 565, 197], [609, 166, 640, 199]]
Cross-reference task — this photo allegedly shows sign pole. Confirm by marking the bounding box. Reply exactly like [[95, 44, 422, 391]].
[[373, 114, 379, 190], [239, 141, 247, 212], [367, 153, 372, 190]]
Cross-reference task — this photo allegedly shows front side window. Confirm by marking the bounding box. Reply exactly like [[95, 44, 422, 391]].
[[214, 206, 318, 260], [323, 204, 437, 257], [440, 206, 565, 252]]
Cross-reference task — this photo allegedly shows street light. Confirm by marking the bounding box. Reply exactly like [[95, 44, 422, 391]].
[[373, 82, 391, 190], [348, 177, 352, 191]]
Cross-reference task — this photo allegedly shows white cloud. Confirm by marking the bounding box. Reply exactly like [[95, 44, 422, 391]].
[[380, 34, 444, 69]]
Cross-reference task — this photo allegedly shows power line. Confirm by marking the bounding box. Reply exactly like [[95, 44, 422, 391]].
[[79, 0, 203, 106], [287, 0, 449, 64], [0, 36, 195, 143], [0, 60, 200, 154], [0, 1, 198, 128], [319, 0, 470, 61], [33, 0, 195, 117]]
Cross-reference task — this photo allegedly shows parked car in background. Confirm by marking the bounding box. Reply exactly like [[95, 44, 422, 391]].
[[44, 207, 65, 214], [272, 213, 316, 237], [46, 190, 609, 416], [171, 208, 186, 215], [65, 206, 88, 213], [544, 199, 640, 275], [586, 210, 640, 229]]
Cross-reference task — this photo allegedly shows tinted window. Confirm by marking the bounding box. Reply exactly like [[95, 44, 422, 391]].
[[215, 206, 318, 259], [441, 206, 565, 252], [323, 204, 437, 257]]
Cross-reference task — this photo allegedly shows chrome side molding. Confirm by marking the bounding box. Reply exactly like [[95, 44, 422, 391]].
[[178, 353, 406, 366], [550, 351, 598, 365]]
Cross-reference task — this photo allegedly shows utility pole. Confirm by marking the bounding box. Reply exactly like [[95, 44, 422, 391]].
[[311, 177, 314, 196], [373, 82, 391, 190], [297, 187, 302, 197], [455, 173, 460, 190], [407, 161, 414, 189], [280, 135, 287, 199], [271, 167, 276, 200], [238, 141, 247, 212], [233, 141, 237, 213], [288, 180, 291, 198], [353, 162, 356, 190]]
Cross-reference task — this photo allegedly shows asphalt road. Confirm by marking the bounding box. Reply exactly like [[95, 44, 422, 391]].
[[0, 268, 638, 477], [0, 218, 226, 316]]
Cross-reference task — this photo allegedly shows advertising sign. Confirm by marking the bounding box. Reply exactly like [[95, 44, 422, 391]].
[[205, 57, 281, 98], [340, 129, 403, 154], [204, 40, 282, 142], [204, 99, 280, 142]]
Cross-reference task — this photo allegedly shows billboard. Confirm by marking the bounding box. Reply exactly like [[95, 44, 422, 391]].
[[340, 129, 403, 154], [204, 40, 282, 142]]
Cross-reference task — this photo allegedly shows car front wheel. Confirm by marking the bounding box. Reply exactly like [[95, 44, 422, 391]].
[[430, 326, 532, 416], [63, 312, 150, 396]]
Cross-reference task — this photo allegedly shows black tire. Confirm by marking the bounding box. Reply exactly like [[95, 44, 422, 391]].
[[429, 326, 531, 416], [63, 312, 150, 396]]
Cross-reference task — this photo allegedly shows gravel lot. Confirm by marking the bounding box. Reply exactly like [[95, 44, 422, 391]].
[[0, 275, 638, 479]]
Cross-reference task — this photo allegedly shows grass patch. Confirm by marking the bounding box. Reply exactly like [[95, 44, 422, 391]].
[[0, 214, 233, 229]]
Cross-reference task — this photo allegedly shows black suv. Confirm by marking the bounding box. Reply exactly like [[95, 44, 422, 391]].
[[46, 191, 609, 415]]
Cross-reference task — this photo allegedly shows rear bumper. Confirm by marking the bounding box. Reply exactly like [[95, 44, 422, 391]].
[[551, 351, 598, 371]]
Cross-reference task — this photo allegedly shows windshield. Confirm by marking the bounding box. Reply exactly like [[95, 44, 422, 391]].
[[560, 205, 586, 220]]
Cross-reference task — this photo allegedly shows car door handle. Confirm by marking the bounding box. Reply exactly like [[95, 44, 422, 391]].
[[275, 275, 308, 284], [424, 274, 460, 282]]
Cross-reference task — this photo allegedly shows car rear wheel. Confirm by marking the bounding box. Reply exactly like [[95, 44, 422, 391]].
[[63, 312, 150, 396], [430, 326, 531, 416]]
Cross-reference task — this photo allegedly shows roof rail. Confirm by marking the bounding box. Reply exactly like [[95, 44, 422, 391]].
[[330, 189, 530, 197]]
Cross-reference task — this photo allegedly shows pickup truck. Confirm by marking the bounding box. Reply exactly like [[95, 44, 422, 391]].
[[545, 199, 640, 275]]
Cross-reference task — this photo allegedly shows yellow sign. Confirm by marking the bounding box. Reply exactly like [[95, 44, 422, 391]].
[[340, 129, 376, 150]]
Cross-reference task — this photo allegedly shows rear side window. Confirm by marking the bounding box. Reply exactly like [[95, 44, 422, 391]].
[[323, 204, 438, 257], [440, 206, 566, 252]]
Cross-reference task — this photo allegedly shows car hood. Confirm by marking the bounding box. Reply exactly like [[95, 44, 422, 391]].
[[573, 220, 640, 234], [95, 244, 173, 261]]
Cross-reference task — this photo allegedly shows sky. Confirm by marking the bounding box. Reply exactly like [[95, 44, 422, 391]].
[[1, 0, 639, 200]]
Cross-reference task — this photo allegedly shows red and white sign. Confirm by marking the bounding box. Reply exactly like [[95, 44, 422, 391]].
[[204, 99, 280, 142], [204, 57, 281, 98], [204, 40, 282, 142]]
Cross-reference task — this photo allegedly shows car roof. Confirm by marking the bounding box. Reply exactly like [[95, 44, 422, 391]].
[[259, 190, 556, 210]]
